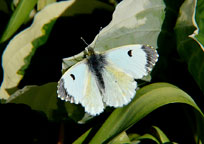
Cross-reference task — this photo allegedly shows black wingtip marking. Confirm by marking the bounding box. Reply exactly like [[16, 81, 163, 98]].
[[57, 79, 68, 100], [141, 45, 159, 72], [70, 74, 75, 80], [57, 79, 75, 103], [128, 50, 133, 57]]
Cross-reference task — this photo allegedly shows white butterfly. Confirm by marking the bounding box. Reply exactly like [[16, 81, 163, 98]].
[[57, 44, 158, 116]]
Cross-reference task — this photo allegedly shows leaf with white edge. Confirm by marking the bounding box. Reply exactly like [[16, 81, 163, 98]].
[[62, 0, 165, 70], [0, 1, 75, 99], [189, 0, 204, 51], [7, 82, 58, 120], [174, 0, 204, 94], [88, 83, 204, 144]]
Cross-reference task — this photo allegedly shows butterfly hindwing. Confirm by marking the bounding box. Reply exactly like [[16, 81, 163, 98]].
[[102, 64, 137, 107], [82, 70, 104, 115]]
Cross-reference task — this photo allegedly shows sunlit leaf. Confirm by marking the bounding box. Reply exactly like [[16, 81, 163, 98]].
[[62, 0, 165, 70]]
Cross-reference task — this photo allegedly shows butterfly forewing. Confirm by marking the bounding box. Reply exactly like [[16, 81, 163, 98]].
[[57, 60, 89, 104], [104, 44, 158, 79], [57, 59, 104, 116]]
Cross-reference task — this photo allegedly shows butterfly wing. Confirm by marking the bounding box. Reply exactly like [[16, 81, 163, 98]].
[[102, 64, 137, 107], [104, 44, 158, 79], [101, 44, 158, 107], [57, 60, 104, 116]]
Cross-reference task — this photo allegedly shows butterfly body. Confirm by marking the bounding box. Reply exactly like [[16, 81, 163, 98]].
[[57, 44, 158, 116]]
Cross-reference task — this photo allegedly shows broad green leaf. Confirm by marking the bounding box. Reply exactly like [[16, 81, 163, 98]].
[[174, 0, 204, 94], [88, 83, 204, 144], [0, 0, 37, 43], [0, 0, 75, 99], [62, 0, 165, 70], [7, 82, 58, 120]]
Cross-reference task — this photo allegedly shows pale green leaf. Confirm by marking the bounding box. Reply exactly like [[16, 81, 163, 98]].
[[37, 0, 56, 11], [62, 0, 165, 70]]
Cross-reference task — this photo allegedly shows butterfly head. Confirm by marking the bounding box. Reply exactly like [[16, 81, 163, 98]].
[[84, 46, 95, 58]]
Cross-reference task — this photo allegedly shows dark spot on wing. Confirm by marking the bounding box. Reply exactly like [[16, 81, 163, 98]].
[[70, 74, 75, 80], [128, 50, 132, 57], [141, 45, 158, 72]]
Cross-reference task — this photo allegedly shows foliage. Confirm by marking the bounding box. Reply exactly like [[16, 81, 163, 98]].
[[0, 0, 204, 143]]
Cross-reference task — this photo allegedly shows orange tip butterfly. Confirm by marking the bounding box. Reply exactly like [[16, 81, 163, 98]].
[[57, 43, 158, 116]]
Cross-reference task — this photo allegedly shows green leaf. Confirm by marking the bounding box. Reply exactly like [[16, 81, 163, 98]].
[[137, 134, 160, 144], [62, 0, 165, 70], [73, 128, 92, 144], [7, 82, 58, 120], [152, 126, 170, 143], [189, 0, 204, 51], [87, 83, 204, 143], [0, 0, 9, 14], [37, 0, 56, 11], [0, 0, 75, 99], [0, 0, 38, 43], [174, 0, 204, 94], [108, 131, 131, 144]]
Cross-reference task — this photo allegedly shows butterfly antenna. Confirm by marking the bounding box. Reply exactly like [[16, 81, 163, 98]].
[[80, 37, 89, 46]]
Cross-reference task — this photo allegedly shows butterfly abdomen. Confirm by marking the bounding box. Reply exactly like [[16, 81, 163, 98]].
[[86, 53, 107, 93]]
